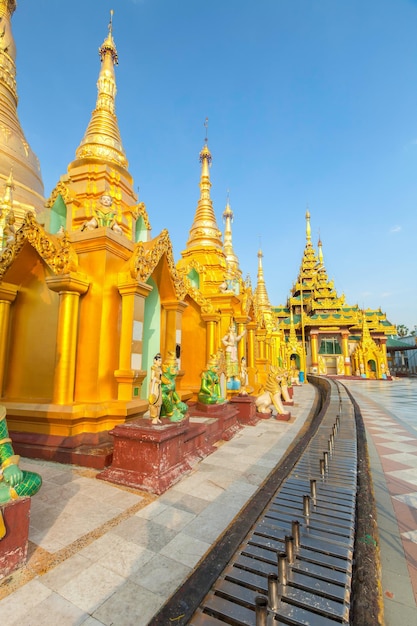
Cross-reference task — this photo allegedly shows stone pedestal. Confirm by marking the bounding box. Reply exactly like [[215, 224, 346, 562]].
[[98, 418, 195, 495], [0, 497, 31, 578], [230, 396, 259, 426], [192, 402, 241, 442], [98, 403, 241, 495]]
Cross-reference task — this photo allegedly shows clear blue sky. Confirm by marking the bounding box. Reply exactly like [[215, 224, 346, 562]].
[[13, 0, 417, 331]]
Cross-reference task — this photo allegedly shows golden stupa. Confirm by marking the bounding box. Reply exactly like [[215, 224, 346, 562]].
[[0, 10, 187, 465], [0, 0, 44, 229]]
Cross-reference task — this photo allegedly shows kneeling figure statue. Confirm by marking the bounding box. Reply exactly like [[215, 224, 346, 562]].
[[198, 355, 225, 405], [160, 352, 188, 422]]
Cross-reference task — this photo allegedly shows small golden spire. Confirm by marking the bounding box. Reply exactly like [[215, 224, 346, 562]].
[[222, 191, 241, 278], [75, 11, 127, 168], [185, 126, 222, 250]]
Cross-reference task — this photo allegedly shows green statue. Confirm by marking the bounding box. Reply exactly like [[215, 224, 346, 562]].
[[0, 406, 42, 538], [198, 355, 225, 405], [160, 352, 188, 422]]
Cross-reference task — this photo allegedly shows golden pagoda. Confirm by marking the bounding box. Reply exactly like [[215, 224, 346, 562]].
[[0, 0, 44, 225], [0, 11, 187, 465], [274, 211, 395, 378]]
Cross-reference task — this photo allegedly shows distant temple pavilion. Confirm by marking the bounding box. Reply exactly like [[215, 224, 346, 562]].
[[274, 211, 396, 379]]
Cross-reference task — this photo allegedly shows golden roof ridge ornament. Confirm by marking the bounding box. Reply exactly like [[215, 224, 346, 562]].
[[75, 9, 128, 169], [185, 118, 223, 250]]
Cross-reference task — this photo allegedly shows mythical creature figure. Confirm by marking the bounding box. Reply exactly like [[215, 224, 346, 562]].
[[160, 352, 188, 422], [0, 406, 42, 538], [198, 354, 225, 405], [255, 367, 286, 415]]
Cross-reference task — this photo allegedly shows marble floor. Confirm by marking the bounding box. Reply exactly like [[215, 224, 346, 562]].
[[344, 380, 417, 626], [0, 384, 315, 626]]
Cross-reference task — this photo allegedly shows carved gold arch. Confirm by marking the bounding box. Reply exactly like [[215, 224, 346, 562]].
[[0, 212, 78, 280], [45, 180, 74, 209], [182, 276, 215, 314], [130, 229, 186, 300]]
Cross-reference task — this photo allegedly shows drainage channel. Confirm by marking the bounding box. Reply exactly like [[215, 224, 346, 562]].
[[190, 379, 356, 625]]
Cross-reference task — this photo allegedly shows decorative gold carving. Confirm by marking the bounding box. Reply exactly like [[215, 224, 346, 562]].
[[45, 180, 73, 209], [130, 229, 186, 300], [0, 212, 78, 279], [182, 276, 214, 314], [134, 201, 151, 231]]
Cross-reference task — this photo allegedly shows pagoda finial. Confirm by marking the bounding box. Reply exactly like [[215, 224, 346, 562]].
[[204, 117, 209, 145], [75, 11, 127, 168], [306, 207, 311, 245], [318, 233, 324, 266]]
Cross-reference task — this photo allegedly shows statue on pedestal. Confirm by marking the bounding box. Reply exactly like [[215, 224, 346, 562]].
[[222, 322, 246, 390], [255, 367, 286, 415], [148, 353, 163, 424], [160, 352, 188, 422], [198, 354, 225, 405], [0, 406, 42, 538], [238, 356, 249, 396]]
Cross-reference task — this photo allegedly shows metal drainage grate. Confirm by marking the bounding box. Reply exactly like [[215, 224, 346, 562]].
[[191, 379, 356, 625]]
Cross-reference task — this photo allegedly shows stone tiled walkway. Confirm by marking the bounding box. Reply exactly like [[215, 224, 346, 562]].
[[344, 380, 417, 626], [0, 384, 315, 626]]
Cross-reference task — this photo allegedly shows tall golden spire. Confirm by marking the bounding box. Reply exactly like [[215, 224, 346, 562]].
[[255, 248, 271, 308], [0, 0, 44, 218], [222, 192, 241, 277], [255, 247, 275, 331], [75, 10, 128, 169], [185, 122, 222, 250]]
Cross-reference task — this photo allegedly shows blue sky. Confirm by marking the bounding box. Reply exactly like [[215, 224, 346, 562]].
[[12, 0, 417, 331]]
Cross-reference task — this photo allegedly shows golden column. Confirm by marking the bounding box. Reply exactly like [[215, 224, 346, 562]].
[[46, 273, 89, 405], [247, 323, 256, 368], [162, 300, 188, 356], [202, 314, 220, 362], [235, 318, 248, 362], [341, 330, 351, 376], [310, 330, 319, 372], [0, 282, 18, 394], [115, 275, 152, 401]]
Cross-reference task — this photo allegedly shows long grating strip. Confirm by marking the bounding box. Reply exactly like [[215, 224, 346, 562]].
[[191, 379, 356, 625]]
